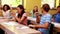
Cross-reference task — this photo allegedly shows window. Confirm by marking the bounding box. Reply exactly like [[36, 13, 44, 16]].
[[56, 0, 60, 8], [41, 0, 55, 9], [1, 0, 22, 7]]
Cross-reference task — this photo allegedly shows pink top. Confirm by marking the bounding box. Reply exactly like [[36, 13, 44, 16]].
[[21, 13, 27, 25]]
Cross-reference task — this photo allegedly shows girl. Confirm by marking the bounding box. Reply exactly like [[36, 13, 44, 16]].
[[12, 5, 27, 25]]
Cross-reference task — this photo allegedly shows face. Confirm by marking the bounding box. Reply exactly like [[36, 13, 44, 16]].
[[57, 7, 60, 13], [4, 6, 7, 11], [17, 7, 22, 13], [34, 7, 38, 12]]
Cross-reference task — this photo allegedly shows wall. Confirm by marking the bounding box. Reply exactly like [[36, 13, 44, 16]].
[[24, 0, 41, 16], [24, 0, 56, 16]]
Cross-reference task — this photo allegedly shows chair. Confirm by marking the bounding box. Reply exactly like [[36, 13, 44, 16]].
[[49, 23, 54, 34], [0, 28, 5, 34]]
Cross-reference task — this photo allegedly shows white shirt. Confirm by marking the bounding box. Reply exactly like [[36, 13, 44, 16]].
[[2, 10, 10, 18]]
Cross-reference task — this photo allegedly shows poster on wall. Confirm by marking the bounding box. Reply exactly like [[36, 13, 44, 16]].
[[41, 0, 55, 9], [2, 0, 22, 7]]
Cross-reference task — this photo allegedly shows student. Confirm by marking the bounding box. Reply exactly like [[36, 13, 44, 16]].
[[2, 4, 11, 18], [12, 5, 27, 25], [29, 4, 51, 34], [52, 6, 60, 34], [30, 6, 41, 18], [52, 6, 60, 23]]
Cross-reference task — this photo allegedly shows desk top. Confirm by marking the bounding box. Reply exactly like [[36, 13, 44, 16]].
[[0, 18, 40, 34]]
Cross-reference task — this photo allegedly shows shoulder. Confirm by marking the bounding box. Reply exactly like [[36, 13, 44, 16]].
[[23, 13, 27, 17], [46, 13, 51, 16], [45, 13, 52, 18]]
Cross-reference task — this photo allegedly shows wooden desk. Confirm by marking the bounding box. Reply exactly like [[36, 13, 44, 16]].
[[0, 18, 41, 34]]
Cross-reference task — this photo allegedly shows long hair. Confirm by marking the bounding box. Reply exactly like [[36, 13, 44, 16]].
[[33, 6, 38, 14], [17, 5, 25, 18], [3, 4, 10, 11]]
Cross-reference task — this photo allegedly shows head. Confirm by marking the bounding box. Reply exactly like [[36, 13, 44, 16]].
[[3, 4, 10, 11], [57, 6, 60, 13], [17, 5, 25, 14], [33, 6, 38, 13], [41, 4, 50, 14], [17, 5, 25, 18]]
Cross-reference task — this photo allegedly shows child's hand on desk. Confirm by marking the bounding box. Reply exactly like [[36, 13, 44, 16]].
[[29, 25, 35, 28]]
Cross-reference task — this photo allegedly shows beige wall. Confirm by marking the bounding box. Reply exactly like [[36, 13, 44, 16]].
[[24, 0, 56, 16], [24, 0, 41, 12]]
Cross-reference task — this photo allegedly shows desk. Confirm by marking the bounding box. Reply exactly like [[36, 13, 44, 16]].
[[28, 17, 60, 32], [27, 17, 36, 22], [28, 17, 60, 28], [51, 22, 60, 32], [0, 18, 41, 34], [27, 17, 37, 24]]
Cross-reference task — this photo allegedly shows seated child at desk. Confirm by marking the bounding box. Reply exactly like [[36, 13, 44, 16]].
[[52, 6, 60, 34], [2, 4, 11, 18], [29, 4, 52, 34], [11, 5, 27, 25], [52, 6, 60, 23], [30, 6, 41, 18]]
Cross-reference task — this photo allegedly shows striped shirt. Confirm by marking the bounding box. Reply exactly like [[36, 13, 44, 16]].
[[38, 13, 52, 34]]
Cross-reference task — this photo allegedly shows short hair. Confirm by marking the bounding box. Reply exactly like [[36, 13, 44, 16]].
[[42, 4, 50, 12], [3, 4, 10, 11], [57, 6, 60, 9]]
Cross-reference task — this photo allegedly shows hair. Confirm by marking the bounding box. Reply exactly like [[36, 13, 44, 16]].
[[57, 6, 60, 9], [17, 5, 25, 18], [3, 4, 10, 11], [33, 6, 38, 14], [42, 4, 50, 12]]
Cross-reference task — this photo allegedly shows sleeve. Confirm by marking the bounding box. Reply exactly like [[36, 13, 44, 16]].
[[23, 13, 27, 17], [45, 16, 52, 23]]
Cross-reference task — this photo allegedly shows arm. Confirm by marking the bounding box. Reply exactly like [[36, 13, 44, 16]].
[[29, 15, 51, 29], [29, 22, 49, 29], [35, 12, 40, 23], [12, 13, 27, 24], [34, 22, 49, 29], [51, 14, 55, 22], [51, 18, 55, 22], [15, 16, 27, 24], [10, 4, 12, 11]]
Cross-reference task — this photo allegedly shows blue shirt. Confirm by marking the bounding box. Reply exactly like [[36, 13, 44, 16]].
[[53, 13, 60, 23], [38, 13, 51, 34]]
